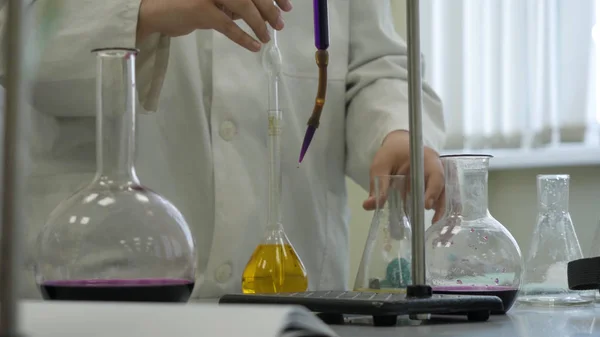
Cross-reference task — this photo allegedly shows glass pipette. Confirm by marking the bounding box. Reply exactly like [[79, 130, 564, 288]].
[[298, 0, 330, 164]]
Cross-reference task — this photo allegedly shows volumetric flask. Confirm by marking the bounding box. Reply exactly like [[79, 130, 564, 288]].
[[517, 174, 593, 307], [242, 226, 308, 294], [354, 175, 412, 293], [241, 29, 308, 294], [34, 48, 197, 302], [425, 155, 523, 314]]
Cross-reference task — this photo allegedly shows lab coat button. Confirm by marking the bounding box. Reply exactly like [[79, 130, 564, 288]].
[[215, 263, 232, 283], [219, 120, 236, 141]]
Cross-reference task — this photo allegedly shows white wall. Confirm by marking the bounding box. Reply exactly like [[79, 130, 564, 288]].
[[346, 0, 600, 287]]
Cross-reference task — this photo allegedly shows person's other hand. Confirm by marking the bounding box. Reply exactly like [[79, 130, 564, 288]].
[[137, 0, 293, 51], [363, 130, 445, 224]]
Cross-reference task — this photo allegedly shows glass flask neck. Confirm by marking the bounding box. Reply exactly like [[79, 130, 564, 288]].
[[264, 28, 284, 227], [93, 49, 139, 185], [537, 175, 570, 213], [443, 156, 490, 220], [264, 223, 287, 243], [375, 175, 408, 220]]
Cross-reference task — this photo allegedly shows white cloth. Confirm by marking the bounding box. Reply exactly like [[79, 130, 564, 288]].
[[0, 0, 445, 299]]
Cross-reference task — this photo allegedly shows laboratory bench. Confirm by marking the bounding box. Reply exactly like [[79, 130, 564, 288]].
[[331, 305, 600, 337], [16, 299, 600, 337]]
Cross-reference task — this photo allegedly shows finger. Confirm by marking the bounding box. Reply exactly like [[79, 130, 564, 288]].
[[211, 7, 262, 52], [432, 190, 445, 224], [400, 176, 409, 211], [363, 170, 390, 211], [424, 170, 444, 210], [389, 161, 409, 213], [364, 163, 378, 210], [217, 3, 236, 19], [254, 0, 285, 30], [275, 0, 292, 11], [217, 4, 242, 20], [223, 0, 271, 43], [404, 173, 412, 200]]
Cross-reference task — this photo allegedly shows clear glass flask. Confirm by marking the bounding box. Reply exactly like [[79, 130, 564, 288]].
[[587, 219, 600, 301], [354, 175, 412, 293], [34, 48, 197, 302], [426, 155, 523, 314], [517, 174, 593, 306], [241, 28, 308, 294]]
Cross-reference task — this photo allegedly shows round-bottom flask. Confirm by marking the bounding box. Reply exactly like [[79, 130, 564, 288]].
[[425, 155, 523, 314], [34, 48, 197, 302]]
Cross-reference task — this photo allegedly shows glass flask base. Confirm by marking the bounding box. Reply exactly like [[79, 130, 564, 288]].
[[354, 258, 411, 295], [353, 288, 407, 294], [581, 291, 597, 302], [432, 286, 519, 314], [242, 244, 308, 294], [38, 279, 194, 302], [517, 294, 593, 307], [594, 291, 600, 303]]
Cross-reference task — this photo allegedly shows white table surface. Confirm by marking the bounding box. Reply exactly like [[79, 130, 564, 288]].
[[16, 299, 600, 337], [331, 304, 600, 337], [197, 298, 600, 336]]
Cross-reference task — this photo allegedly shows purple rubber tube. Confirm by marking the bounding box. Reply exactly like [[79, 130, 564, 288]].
[[313, 0, 330, 50]]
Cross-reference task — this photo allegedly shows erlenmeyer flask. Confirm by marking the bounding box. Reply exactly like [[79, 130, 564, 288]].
[[586, 219, 600, 301], [425, 155, 523, 314], [517, 174, 593, 306], [241, 28, 308, 294], [354, 175, 412, 293], [34, 48, 197, 302]]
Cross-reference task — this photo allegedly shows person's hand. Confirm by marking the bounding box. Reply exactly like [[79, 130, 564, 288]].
[[363, 130, 445, 223], [137, 0, 293, 51]]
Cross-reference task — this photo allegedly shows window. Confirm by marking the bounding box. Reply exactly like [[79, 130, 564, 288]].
[[419, 0, 598, 169]]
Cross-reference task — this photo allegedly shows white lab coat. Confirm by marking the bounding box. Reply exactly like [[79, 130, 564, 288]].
[[0, 0, 445, 299]]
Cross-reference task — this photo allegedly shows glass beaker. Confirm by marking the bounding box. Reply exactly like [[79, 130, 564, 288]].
[[426, 154, 523, 314], [517, 174, 593, 307], [354, 175, 412, 293], [34, 48, 197, 302]]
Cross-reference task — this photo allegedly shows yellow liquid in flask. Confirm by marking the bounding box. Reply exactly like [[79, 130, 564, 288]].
[[242, 244, 308, 294]]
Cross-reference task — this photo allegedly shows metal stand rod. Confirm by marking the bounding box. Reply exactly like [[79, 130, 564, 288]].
[[406, 0, 427, 288], [1, 0, 28, 335]]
